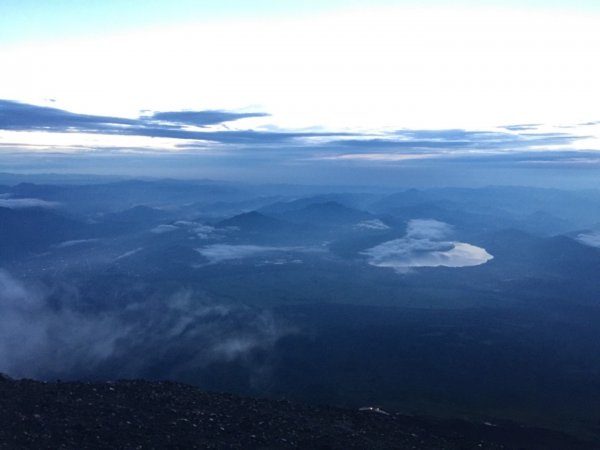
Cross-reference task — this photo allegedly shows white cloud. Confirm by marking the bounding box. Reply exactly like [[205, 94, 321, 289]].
[[576, 231, 600, 248], [0, 198, 59, 209], [196, 244, 290, 264], [315, 153, 437, 162], [256, 258, 304, 267], [151, 224, 179, 234], [192, 224, 217, 239], [406, 219, 452, 240], [355, 219, 390, 231], [1, 6, 598, 132], [0, 270, 291, 380], [0, 270, 129, 377], [0, 130, 189, 153], [114, 248, 143, 261], [362, 219, 492, 272], [53, 239, 98, 248], [172, 221, 217, 239]]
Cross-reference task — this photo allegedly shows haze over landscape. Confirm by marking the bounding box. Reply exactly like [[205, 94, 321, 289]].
[[1, 0, 600, 447]]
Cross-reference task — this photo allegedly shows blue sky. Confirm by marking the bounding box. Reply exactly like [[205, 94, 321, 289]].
[[0, 0, 599, 184], [1, 0, 395, 43], [2, 0, 598, 43]]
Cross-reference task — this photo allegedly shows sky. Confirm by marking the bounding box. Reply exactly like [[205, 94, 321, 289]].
[[1, 0, 600, 185]]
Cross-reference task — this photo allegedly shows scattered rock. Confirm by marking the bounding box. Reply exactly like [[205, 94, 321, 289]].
[[0, 376, 594, 449]]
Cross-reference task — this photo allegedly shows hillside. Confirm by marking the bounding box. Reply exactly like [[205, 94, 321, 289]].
[[0, 376, 593, 449]]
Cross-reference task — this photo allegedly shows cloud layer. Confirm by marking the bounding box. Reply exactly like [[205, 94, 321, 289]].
[[0, 99, 341, 146], [355, 219, 390, 231], [0, 270, 289, 382], [362, 219, 493, 272], [0, 197, 60, 209], [197, 244, 293, 264], [576, 231, 600, 248], [0, 99, 594, 157]]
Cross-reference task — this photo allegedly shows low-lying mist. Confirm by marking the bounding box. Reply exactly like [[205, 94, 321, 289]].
[[0, 270, 290, 389]]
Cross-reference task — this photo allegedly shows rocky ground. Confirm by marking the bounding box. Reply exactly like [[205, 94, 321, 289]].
[[0, 375, 595, 449]]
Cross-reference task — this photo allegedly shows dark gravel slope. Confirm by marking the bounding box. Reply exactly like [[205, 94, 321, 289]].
[[0, 376, 594, 449]]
